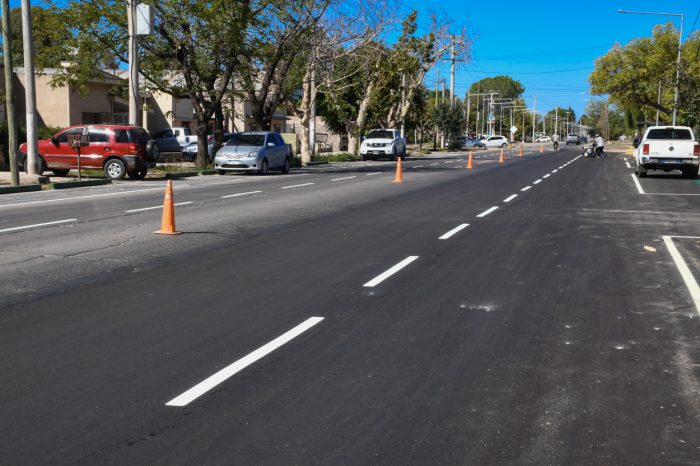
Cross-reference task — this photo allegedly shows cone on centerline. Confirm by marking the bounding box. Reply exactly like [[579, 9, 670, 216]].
[[467, 151, 473, 170], [539, 144, 544, 153], [393, 156, 404, 183], [519, 144, 523, 157], [155, 180, 182, 235], [499, 148, 504, 164]]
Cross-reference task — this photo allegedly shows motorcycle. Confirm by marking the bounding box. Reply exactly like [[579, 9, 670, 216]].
[[583, 143, 596, 158]]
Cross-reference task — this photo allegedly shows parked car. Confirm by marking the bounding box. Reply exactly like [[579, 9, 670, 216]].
[[214, 132, 291, 175], [182, 132, 234, 162], [18, 125, 159, 180], [535, 135, 551, 142], [360, 129, 407, 160], [566, 133, 580, 145], [461, 137, 485, 149], [171, 126, 197, 147], [634, 126, 700, 178], [152, 128, 184, 155], [481, 135, 509, 148]]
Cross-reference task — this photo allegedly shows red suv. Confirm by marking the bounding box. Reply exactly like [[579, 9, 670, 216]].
[[19, 125, 160, 180]]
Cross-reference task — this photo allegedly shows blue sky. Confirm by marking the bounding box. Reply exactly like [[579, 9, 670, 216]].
[[401, 0, 700, 117]]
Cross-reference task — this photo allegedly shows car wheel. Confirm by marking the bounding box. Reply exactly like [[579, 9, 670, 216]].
[[258, 158, 268, 175], [360, 154, 367, 161], [392, 148, 398, 161], [24, 156, 46, 175], [281, 158, 290, 174], [216, 169, 226, 175], [146, 140, 160, 162], [637, 166, 647, 178], [128, 169, 147, 180], [684, 167, 699, 179], [52, 169, 70, 177], [501, 143, 507, 148], [104, 158, 127, 180]]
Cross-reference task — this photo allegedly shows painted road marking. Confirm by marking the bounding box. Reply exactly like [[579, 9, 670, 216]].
[[551, 169, 558, 173], [366, 172, 382, 176], [282, 183, 315, 189], [414, 165, 424, 168], [439, 223, 469, 240], [0, 187, 164, 209], [533, 179, 542, 185], [625, 161, 631, 168], [221, 191, 263, 199], [477, 206, 499, 218], [631, 174, 645, 194], [363, 256, 419, 288], [430, 163, 439, 166], [504, 194, 518, 203], [543, 174, 551, 179], [521, 186, 532, 192], [331, 176, 357, 181], [166, 317, 325, 407], [663, 236, 700, 317], [125, 202, 193, 213], [0, 218, 78, 233]]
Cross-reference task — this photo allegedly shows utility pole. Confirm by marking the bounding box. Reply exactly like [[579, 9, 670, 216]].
[[532, 95, 536, 142], [449, 37, 455, 107], [656, 82, 661, 125], [433, 70, 439, 149], [441, 78, 446, 102], [554, 106, 558, 139], [466, 92, 470, 135], [400, 72, 406, 137], [127, 0, 139, 125], [2, 0, 18, 185], [21, 0, 38, 175], [310, 59, 316, 157]]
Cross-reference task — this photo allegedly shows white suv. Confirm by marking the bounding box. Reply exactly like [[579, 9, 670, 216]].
[[566, 133, 580, 145]]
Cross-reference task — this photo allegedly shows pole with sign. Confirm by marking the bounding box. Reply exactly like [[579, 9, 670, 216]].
[[68, 128, 89, 181]]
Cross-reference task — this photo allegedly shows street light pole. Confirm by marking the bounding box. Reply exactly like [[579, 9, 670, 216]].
[[617, 9, 684, 125]]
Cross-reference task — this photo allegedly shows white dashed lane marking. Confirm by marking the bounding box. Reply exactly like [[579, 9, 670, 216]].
[[364, 256, 419, 287], [439, 223, 469, 240]]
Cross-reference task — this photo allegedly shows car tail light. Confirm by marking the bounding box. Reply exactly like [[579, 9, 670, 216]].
[[642, 143, 649, 155], [694, 144, 699, 156]]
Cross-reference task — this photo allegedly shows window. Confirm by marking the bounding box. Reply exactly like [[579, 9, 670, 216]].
[[646, 128, 692, 140], [89, 129, 110, 143], [82, 113, 102, 124], [114, 129, 129, 143], [56, 128, 84, 143]]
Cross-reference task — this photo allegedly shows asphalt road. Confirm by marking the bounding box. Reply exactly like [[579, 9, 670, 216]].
[[1, 145, 699, 465]]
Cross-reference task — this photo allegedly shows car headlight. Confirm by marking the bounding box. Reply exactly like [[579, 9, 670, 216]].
[[249, 151, 258, 157]]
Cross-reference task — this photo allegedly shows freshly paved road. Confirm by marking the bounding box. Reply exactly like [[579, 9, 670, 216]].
[[1, 145, 699, 465]]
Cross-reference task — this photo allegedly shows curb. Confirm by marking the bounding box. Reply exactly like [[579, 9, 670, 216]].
[[49, 179, 112, 190], [0, 184, 43, 194], [164, 170, 218, 179]]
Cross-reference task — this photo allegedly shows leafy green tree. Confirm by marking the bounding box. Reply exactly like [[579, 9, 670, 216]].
[[432, 100, 464, 149], [4, 5, 73, 69]]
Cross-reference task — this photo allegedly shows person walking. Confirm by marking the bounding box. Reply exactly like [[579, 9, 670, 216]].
[[595, 134, 605, 157]]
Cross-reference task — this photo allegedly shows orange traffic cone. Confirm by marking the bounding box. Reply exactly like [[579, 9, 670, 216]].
[[539, 144, 544, 153], [155, 180, 182, 235], [393, 157, 404, 183], [467, 151, 473, 169], [499, 148, 504, 164], [519, 144, 523, 158]]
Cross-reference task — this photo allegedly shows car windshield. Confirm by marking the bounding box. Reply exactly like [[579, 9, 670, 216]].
[[366, 130, 393, 139], [646, 128, 692, 140], [227, 134, 265, 146], [128, 128, 150, 144]]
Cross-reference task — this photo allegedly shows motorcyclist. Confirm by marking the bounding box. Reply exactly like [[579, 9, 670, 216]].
[[595, 134, 605, 157], [552, 133, 560, 150]]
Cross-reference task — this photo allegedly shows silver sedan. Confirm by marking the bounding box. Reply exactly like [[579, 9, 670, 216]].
[[214, 132, 291, 175]]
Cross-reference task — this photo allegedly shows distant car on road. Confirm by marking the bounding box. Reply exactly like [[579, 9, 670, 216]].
[[214, 132, 291, 175], [566, 134, 580, 145], [18, 125, 159, 180], [535, 135, 551, 143], [481, 135, 508, 148], [461, 137, 485, 149], [182, 132, 234, 162], [360, 129, 407, 160]]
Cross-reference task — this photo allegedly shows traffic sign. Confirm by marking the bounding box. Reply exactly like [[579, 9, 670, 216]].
[[510, 126, 518, 133]]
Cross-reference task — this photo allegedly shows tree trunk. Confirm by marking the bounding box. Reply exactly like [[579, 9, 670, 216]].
[[212, 102, 224, 161], [348, 133, 359, 157], [195, 120, 209, 170]]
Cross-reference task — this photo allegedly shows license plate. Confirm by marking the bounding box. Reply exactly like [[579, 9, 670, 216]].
[[661, 159, 683, 164]]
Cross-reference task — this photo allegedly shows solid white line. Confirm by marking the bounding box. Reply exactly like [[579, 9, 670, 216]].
[[0, 187, 164, 209], [521, 186, 532, 192], [0, 218, 77, 233], [533, 179, 542, 184], [631, 173, 645, 194], [221, 191, 263, 199], [663, 236, 700, 317], [503, 194, 518, 203], [439, 223, 469, 240], [331, 176, 356, 181], [645, 193, 700, 196], [667, 235, 700, 239], [363, 256, 419, 287], [477, 206, 499, 218], [281, 183, 315, 189], [166, 317, 325, 407], [366, 172, 382, 176], [625, 161, 631, 168], [125, 201, 192, 213], [543, 173, 551, 178]]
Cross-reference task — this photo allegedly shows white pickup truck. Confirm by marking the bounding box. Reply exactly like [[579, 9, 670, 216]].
[[360, 129, 407, 161], [634, 126, 700, 178], [171, 127, 198, 148]]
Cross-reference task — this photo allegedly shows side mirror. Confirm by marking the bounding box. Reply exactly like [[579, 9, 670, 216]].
[[268, 142, 275, 147], [51, 136, 59, 145], [633, 139, 640, 148]]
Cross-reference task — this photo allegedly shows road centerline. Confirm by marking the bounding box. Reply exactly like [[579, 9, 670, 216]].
[[439, 223, 469, 240], [363, 256, 419, 288], [282, 183, 315, 189], [503, 194, 518, 203], [0, 218, 78, 233], [521, 186, 532, 192], [125, 202, 193, 213], [331, 176, 357, 181], [477, 206, 499, 218], [221, 191, 263, 199], [533, 179, 542, 185], [165, 317, 325, 407]]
